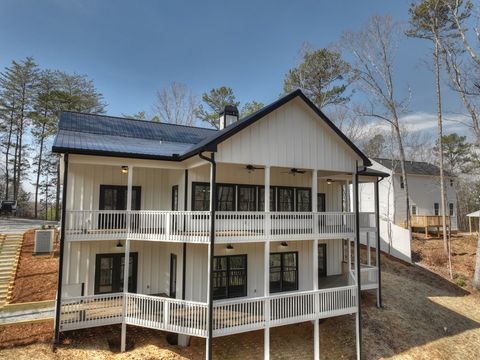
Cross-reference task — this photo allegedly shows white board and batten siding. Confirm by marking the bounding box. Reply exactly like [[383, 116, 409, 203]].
[[215, 98, 365, 172], [66, 163, 185, 211]]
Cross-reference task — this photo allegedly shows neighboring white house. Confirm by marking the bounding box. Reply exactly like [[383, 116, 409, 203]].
[[52, 90, 385, 360], [356, 158, 457, 262]]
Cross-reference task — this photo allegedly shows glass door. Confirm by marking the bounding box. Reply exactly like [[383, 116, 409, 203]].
[[318, 244, 327, 278]]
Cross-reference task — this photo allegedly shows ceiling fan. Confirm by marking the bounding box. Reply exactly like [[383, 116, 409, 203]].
[[282, 168, 307, 176], [245, 165, 264, 173]]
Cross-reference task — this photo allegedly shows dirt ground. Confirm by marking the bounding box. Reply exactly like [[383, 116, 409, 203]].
[[10, 229, 59, 303], [0, 253, 479, 359], [411, 232, 478, 291]]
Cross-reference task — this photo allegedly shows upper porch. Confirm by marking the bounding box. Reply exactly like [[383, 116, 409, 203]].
[[63, 155, 378, 243]]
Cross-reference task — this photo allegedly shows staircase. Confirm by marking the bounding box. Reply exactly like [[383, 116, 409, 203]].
[[0, 233, 24, 307]]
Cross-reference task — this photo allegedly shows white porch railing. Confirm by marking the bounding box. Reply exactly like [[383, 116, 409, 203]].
[[60, 292, 124, 331], [60, 285, 357, 336], [65, 210, 359, 243]]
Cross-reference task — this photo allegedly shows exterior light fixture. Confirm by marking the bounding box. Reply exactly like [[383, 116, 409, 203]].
[[121, 166, 129, 174], [326, 179, 332, 185], [116, 240, 123, 248], [226, 244, 234, 250], [280, 241, 288, 247]]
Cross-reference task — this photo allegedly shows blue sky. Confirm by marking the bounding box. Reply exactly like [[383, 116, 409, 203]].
[[0, 0, 470, 135]]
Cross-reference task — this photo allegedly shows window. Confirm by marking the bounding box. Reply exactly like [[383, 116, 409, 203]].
[[411, 205, 417, 215], [278, 188, 294, 212], [434, 203, 439, 216], [171, 185, 178, 211], [213, 255, 247, 299], [400, 176, 404, 189], [318, 244, 327, 278], [450, 179, 454, 187], [238, 185, 256, 211], [192, 183, 210, 211], [99, 185, 141, 229], [270, 252, 298, 293], [99, 185, 141, 210], [217, 184, 235, 211], [258, 187, 275, 211], [449, 203, 454, 216], [317, 193, 326, 212], [95, 253, 138, 294], [296, 189, 311, 212]]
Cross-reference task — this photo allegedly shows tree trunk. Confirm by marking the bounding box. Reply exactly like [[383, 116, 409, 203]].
[[4, 104, 15, 200], [12, 130, 18, 202], [434, 41, 449, 255], [394, 126, 412, 235], [34, 121, 46, 219]]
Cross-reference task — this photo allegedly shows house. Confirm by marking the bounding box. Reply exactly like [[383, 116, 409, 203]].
[[357, 158, 457, 262], [51, 90, 386, 360]]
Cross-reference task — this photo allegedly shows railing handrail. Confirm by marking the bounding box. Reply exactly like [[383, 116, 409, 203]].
[[125, 292, 207, 307], [61, 292, 124, 302]]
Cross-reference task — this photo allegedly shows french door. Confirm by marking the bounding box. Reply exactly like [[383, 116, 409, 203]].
[[95, 253, 138, 294], [170, 254, 177, 298]]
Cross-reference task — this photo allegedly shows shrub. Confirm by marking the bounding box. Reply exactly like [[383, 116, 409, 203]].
[[425, 249, 448, 266]]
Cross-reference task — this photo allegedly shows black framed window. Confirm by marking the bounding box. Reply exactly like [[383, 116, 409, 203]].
[[213, 255, 247, 299], [270, 252, 298, 293], [99, 185, 141, 210], [434, 203, 439, 216], [172, 185, 178, 211], [258, 187, 276, 211], [217, 184, 236, 211], [317, 193, 326, 212], [318, 244, 327, 278], [296, 188, 311, 212], [412, 205, 417, 215], [400, 176, 404, 189], [278, 188, 294, 212], [95, 253, 138, 294], [238, 185, 256, 211], [192, 183, 210, 211], [449, 203, 454, 216]]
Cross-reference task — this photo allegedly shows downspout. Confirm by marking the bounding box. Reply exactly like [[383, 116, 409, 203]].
[[182, 169, 188, 300], [198, 152, 216, 360], [54, 153, 69, 345], [375, 177, 383, 308], [354, 162, 362, 359]]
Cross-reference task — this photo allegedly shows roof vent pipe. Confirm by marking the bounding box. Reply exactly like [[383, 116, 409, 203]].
[[218, 105, 239, 130]]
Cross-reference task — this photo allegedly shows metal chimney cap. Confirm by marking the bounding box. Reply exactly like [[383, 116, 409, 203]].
[[220, 105, 239, 116]]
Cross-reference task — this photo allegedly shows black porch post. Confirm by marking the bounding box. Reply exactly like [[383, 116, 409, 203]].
[[182, 169, 188, 300], [375, 179, 382, 308], [54, 153, 69, 345], [354, 162, 362, 359], [199, 152, 216, 360]]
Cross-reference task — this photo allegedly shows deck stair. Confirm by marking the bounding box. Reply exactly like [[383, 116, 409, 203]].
[[0, 233, 24, 307]]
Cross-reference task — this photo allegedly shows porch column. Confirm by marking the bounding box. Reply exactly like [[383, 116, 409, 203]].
[[264, 165, 270, 360], [375, 179, 382, 308], [201, 153, 216, 360], [311, 170, 320, 360], [121, 165, 133, 353], [345, 180, 350, 212], [353, 165, 361, 360], [54, 153, 69, 345]]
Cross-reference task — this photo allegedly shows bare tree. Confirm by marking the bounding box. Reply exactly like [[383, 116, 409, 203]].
[[406, 1, 463, 267], [326, 104, 368, 143], [152, 82, 198, 126], [442, 39, 480, 144], [342, 15, 413, 235]]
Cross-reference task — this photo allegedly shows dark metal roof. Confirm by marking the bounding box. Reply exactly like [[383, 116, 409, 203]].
[[358, 168, 390, 178], [52, 112, 217, 160], [52, 90, 371, 165], [373, 158, 453, 177]]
